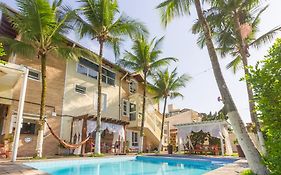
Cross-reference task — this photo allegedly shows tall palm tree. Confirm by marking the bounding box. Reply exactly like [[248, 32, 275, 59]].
[[119, 35, 177, 152], [0, 0, 94, 157], [192, 0, 281, 155], [148, 68, 190, 151], [157, 0, 269, 174], [73, 0, 147, 154]]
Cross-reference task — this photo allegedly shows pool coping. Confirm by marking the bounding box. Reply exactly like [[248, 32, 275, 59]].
[[0, 155, 249, 175]]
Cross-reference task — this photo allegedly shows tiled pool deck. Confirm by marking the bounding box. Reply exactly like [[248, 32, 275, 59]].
[[0, 155, 249, 175]]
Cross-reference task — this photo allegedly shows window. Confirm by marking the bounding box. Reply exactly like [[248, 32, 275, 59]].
[[94, 93, 107, 111], [76, 58, 115, 85], [129, 102, 137, 121], [28, 69, 40, 81], [20, 121, 36, 134], [129, 80, 137, 94], [75, 85, 86, 94], [122, 100, 128, 116], [77, 64, 88, 76], [132, 132, 138, 146], [102, 68, 116, 85]]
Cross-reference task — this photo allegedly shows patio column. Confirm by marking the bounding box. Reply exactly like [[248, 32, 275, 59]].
[[219, 124, 225, 156], [12, 67, 29, 162]]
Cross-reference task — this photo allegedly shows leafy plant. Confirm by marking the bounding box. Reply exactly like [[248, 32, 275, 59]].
[[0, 43, 5, 57], [241, 169, 256, 175], [248, 38, 281, 175]]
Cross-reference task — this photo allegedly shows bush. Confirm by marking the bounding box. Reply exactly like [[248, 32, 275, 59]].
[[0, 43, 5, 57], [248, 38, 281, 175], [240, 169, 256, 175]]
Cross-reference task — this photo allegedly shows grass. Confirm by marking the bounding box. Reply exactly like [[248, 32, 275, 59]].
[[240, 169, 256, 175]]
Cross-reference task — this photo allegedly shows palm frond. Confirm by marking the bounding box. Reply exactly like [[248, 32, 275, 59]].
[[226, 56, 243, 73], [156, 0, 191, 27], [250, 26, 281, 48], [0, 36, 36, 58]]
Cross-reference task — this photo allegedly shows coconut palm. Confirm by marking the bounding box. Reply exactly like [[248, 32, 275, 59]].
[[0, 0, 94, 157], [119, 35, 177, 152], [148, 68, 190, 151], [157, 0, 269, 174], [192, 1, 281, 155], [73, 0, 147, 154]]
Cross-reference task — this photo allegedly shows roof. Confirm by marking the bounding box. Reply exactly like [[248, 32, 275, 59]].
[[174, 120, 227, 128], [0, 3, 144, 80], [75, 114, 129, 125]]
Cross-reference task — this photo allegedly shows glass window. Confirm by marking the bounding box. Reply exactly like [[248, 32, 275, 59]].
[[28, 69, 41, 81], [77, 58, 115, 86], [94, 93, 107, 112], [88, 69, 98, 79], [129, 80, 137, 93], [75, 85, 86, 94], [123, 100, 128, 116], [129, 103, 137, 121], [132, 132, 138, 146], [77, 63, 88, 76], [20, 121, 36, 134]]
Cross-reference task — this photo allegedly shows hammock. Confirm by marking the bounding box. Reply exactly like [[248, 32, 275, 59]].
[[45, 120, 90, 149]]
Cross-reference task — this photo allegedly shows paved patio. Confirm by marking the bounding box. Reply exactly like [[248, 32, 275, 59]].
[[0, 161, 48, 175]]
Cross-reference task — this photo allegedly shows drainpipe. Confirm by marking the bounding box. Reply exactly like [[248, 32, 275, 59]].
[[119, 72, 128, 120], [12, 66, 29, 162]]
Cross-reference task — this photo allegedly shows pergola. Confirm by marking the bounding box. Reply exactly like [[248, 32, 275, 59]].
[[0, 63, 29, 162], [71, 114, 129, 155], [175, 120, 233, 156]]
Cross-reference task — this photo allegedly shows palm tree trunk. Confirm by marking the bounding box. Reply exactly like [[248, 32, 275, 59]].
[[158, 96, 168, 152], [139, 72, 147, 153], [95, 41, 104, 154], [194, 0, 269, 174], [36, 53, 47, 158], [233, 12, 266, 155]]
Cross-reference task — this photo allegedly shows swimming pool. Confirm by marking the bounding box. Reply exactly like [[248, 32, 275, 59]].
[[24, 156, 237, 175]]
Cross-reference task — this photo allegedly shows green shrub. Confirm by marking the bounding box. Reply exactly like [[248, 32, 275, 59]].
[[240, 169, 256, 175], [0, 43, 5, 57], [248, 38, 281, 175]]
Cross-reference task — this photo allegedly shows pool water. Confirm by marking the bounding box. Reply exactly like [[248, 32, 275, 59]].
[[24, 156, 236, 175]]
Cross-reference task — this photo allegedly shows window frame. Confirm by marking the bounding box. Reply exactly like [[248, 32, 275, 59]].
[[76, 58, 116, 86], [28, 68, 41, 81], [129, 102, 137, 121], [132, 131, 138, 147], [129, 79, 138, 94], [74, 84, 87, 95]]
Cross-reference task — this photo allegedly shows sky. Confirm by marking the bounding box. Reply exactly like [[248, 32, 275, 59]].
[[1, 0, 280, 123]]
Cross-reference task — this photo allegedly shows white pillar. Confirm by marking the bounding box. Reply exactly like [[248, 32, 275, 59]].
[[222, 126, 233, 155], [219, 125, 225, 156], [12, 67, 29, 162]]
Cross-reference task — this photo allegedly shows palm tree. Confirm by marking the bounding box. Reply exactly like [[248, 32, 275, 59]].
[[73, 0, 147, 154], [157, 0, 269, 174], [192, 0, 281, 155], [148, 68, 190, 151], [0, 0, 94, 157], [119, 35, 177, 152]]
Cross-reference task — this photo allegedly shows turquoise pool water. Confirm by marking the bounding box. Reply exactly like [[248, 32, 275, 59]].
[[24, 156, 236, 175]]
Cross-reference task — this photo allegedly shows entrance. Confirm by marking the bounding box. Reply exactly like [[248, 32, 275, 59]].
[[0, 104, 9, 143]]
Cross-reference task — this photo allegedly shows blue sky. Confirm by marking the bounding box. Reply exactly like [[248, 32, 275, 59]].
[[1, 0, 280, 123]]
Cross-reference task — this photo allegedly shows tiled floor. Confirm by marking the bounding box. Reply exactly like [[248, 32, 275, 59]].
[[204, 159, 249, 175], [0, 162, 48, 175]]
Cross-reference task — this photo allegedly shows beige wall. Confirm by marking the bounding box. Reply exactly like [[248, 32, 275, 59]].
[[2, 54, 66, 157], [61, 59, 129, 140]]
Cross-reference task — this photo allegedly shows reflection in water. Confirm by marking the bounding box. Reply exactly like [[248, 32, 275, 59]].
[[27, 158, 224, 175]]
